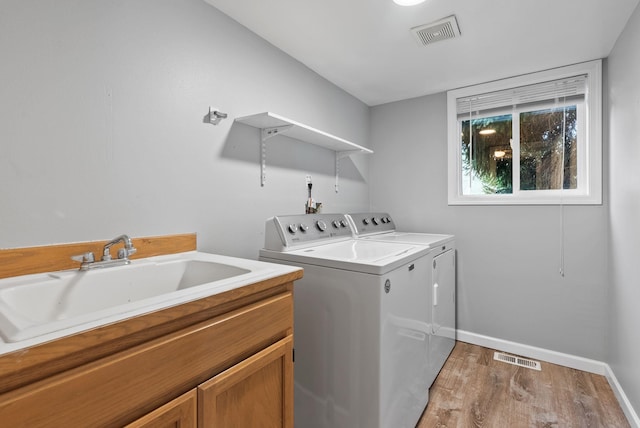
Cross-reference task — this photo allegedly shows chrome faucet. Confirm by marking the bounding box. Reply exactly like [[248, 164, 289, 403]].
[[71, 234, 137, 271], [102, 234, 137, 261]]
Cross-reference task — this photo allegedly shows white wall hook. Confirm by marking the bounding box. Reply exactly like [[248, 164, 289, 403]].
[[208, 107, 228, 125]]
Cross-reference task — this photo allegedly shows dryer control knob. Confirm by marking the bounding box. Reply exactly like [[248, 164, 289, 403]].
[[340, 219, 348, 227], [288, 224, 298, 234], [372, 217, 380, 225], [300, 223, 309, 232], [362, 218, 370, 225], [316, 220, 327, 231], [332, 220, 340, 228]]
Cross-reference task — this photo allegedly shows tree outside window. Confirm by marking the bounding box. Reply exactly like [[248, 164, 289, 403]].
[[461, 106, 577, 196]]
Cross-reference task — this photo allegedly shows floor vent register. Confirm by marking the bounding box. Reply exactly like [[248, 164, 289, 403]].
[[493, 352, 542, 371]]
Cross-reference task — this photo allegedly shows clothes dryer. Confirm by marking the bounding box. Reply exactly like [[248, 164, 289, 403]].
[[347, 212, 456, 387]]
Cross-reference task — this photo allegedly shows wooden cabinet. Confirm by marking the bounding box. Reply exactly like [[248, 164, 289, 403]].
[[127, 336, 294, 428], [199, 336, 293, 427], [0, 277, 297, 428], [126, 389, 198, 428]]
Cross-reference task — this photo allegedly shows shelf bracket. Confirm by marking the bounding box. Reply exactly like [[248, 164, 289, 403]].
[[237, 112, 372, 190], [262, 125, 293, 141], [260, 125, 293, 186], [334, 150, 361, 193]]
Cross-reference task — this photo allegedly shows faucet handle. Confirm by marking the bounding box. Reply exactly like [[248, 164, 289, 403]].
[[71, 252, 95, 263], [117, 246, 137, 259]]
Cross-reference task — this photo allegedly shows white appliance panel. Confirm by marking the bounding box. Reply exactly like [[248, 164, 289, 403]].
[[381, 255, 431, 427], [259, 256, 431, 428], [430, 249, 456, 384]]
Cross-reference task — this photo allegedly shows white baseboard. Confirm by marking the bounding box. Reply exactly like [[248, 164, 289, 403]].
[[456, 329, 606, 374], [605, 364, 640, 428], [457, 329, 639, 428]]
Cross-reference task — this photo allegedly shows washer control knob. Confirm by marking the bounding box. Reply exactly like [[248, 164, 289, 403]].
[[332, 220, 340, 228], [340, 219, 348, 227], [372, 217, 380, 225], [385, 216, 391, 223], [316, 220, 327, 231], [288, 224, 298, 234], [299, 223, 309, 232], [362, 218, 370, 225]]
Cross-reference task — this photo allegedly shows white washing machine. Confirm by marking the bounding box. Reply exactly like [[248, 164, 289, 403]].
[[347, 212, 456, 388], [259, 214, 433, 428]]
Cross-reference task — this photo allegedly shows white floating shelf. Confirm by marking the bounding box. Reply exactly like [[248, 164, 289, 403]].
[[236, 112, 373, 154], [235, 112, 373, 192]]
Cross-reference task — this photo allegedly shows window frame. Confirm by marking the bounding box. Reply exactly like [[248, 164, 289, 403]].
[[447, 60, 602, 205]]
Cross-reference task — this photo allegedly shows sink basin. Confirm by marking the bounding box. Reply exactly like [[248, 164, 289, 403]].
[[0, 251, 299, 345]]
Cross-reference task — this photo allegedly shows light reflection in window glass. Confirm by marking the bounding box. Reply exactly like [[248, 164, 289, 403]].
[[461, 115, 512, 195]]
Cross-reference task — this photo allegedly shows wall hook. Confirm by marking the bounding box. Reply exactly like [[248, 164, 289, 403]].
[[208, 107, 228, 125]]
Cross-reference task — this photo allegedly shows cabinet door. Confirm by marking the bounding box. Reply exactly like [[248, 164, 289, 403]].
[[125, 389, 197, 428], [198, 336, 293, 428]]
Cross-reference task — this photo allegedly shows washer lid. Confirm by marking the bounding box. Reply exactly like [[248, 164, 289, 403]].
[[260, 239, 429, 275], [360, 232, 454, 248]]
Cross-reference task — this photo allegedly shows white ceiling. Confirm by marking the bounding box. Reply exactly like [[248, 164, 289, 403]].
[[204, 0, 639, 106]]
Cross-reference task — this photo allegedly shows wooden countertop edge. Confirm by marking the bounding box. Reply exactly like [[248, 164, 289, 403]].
[[0, 233, 198, 280], [0, 269, 302, 394]]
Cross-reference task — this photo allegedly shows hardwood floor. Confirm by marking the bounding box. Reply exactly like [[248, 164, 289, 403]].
[[417, 342, 630, 428]]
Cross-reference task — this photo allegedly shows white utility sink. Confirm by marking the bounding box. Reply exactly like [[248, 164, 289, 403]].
[[0, 251, 300, 347]]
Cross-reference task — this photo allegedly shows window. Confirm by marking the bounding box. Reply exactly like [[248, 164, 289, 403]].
[[447, 60, 602, 205]]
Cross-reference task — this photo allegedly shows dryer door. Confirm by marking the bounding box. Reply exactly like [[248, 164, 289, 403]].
[[430, 249, 456, 383]]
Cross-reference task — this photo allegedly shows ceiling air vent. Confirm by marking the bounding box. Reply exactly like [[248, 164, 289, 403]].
[[411, 15, 461, 46]]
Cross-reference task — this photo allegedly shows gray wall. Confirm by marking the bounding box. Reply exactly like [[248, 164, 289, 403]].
[[369, 94, 609, 361], [608, 1, 640, 413], [0, 0, 371, 257], [3, 0, 640, 410]]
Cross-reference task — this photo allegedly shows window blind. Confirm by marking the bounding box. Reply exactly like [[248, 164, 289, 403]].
[[456, 75, 587, 117]]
